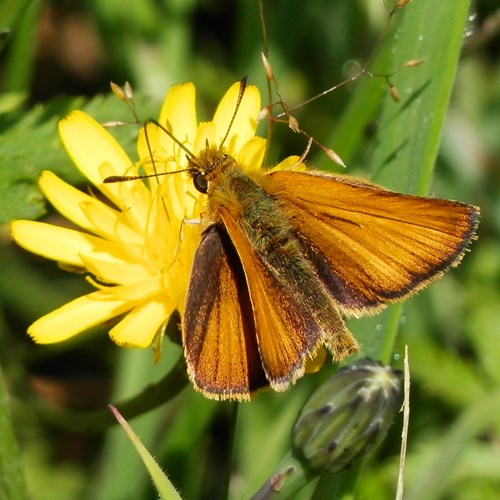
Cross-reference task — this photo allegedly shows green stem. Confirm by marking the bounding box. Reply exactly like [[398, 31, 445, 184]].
[[37, 357, 189, 432], [220, 402, 239, 500], [250, 450, 314, 500]]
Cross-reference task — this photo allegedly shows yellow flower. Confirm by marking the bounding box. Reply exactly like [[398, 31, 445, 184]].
[[10, 82, 267, 348]]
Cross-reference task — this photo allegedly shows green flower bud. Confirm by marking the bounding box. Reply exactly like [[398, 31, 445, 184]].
[[293, 359, 403, 474]]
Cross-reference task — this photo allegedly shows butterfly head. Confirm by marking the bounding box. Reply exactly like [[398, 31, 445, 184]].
[[186, 77, 249, 195], [187, 143, 237, 194]]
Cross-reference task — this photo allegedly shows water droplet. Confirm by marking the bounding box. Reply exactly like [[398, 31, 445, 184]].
[[400, 315, 407, 324], [393, 353, 400, 362], [375, 324, 383, 331]]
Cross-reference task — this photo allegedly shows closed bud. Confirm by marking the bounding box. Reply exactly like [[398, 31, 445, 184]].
[[293, 359, 402, 473], [288, 115, 300, 133], [394, 0, 412, 9], [110, 81, 126, 101], [256, 106, 270, 122], [389, 84, 400, 102], [324, 147, 346, 168], [110, 81, 134, 102], [403, 58, 424, 68], [261, 52, 275, 80]]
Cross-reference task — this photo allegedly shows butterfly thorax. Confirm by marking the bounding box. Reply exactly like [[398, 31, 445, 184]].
[[208, 161, 303, 261]]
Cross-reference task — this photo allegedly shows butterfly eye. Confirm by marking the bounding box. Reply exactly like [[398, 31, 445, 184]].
[[194, 172, 208, 194]]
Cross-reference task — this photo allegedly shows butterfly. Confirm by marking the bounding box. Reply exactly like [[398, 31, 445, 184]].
[[179, 80, 479, 401], [106, 78, 479, 401]]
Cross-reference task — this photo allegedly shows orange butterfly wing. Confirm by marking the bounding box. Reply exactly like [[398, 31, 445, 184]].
[[219, 207, 357, 391], [262, 170, 479, 315], [182, 226, 267, 400]]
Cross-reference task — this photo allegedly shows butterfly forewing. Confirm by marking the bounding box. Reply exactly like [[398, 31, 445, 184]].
[[182, 226, 267, 400], [262, 170, 479, 315]]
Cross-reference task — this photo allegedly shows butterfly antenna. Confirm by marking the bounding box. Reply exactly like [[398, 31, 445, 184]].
[[145, 118, 197, 161], [104, 118, 197, 183], [105, 79, 249, 184], [219, 76, 248, 150]]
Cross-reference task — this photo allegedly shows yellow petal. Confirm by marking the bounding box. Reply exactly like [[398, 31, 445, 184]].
[[58, 112, 150, 226], [11, 220, 128, 266], [212, 83, 260, 153], [106, 276, 163, 301], [97, 161, 151, 231], [81, 255, 152, 285], [39, 170, 98, 231], [135, 186, 188, 266], [39, 170, 139, 243], [305, 347, 327, 374], [157, 83, 197, 161], [236, 136, 266, 173], [80, 200, 143, 249], [59, 111, 130, 187], [150, 170, 197, 226], [28, 289, 136, 343], [271, 155, 307, 172], [109, 295, 175, 347], [137, 123, 177, 175], [193, 122, 215, 154]]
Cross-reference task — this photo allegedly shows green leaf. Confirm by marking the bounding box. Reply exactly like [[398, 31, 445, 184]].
[[351, 0, 472, 364], [0, 92, 155, 224], [371, 0, 471, 195], [0, 0, 34, 54], [109, 404, 182, 500], [0, 364, 28, 500]]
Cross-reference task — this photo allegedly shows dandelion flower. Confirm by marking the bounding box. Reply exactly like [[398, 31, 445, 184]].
[[11, 82, 267, 349]]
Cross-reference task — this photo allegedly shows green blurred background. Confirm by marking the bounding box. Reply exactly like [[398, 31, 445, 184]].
[[1, 0, 499, 499]]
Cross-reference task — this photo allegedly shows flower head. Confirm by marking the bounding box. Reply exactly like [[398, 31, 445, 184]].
[[11, 82, 267, 348], [293, 359, 403, 473]]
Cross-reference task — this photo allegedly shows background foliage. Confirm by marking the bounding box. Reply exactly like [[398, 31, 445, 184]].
[[1, 0, 499, 498]]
